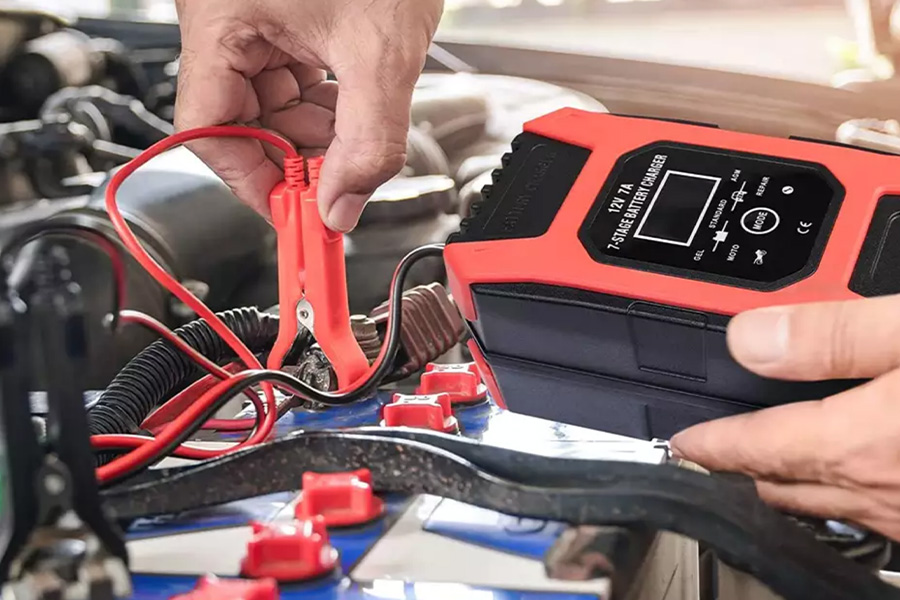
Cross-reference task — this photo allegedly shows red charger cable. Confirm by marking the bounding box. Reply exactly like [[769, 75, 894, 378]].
[[92, 435, 220, 461], [96, 370, 268, 483], [103, 126, 299, 452], [117, 312, 265, 431], [140, 364, 254, 434], [97, 126, 414, 480]]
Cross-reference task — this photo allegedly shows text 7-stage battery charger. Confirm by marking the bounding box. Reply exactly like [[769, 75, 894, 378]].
[[443, 108, 900, 440]]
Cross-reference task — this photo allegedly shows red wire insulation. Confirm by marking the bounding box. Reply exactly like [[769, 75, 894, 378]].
[[103, 126, 298, 449], [96, 371, 264, 482], [119, 312, 265, 432], [92, 435, 224, 461], [141, 364, 257, 433], [119, 310, 239, 381]]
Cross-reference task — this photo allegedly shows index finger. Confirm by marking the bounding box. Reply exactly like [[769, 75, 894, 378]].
[[174, 48, 282, 216], [670, 400, 836, 482], [670, 367, 900, 485]]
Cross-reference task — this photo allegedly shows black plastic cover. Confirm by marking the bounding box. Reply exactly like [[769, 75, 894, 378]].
[[470, 283, 860, 439], [448, 132, 590, 243]]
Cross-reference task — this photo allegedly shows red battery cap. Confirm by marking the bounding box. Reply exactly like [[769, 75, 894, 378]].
[[240, 518, 338, 582], [295, 469, 385, 527], [169, 575, 278, 600], [415, 363, 488, 405], [382, 393, 459, 433]]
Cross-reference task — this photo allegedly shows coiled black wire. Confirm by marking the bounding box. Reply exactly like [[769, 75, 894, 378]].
[[87, 307, 309, 439], [99, 244, 445, 485]]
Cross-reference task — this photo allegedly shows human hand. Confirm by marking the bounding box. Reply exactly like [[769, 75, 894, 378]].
[[174, 0, 444, 231], [670, 294, 900, 541]]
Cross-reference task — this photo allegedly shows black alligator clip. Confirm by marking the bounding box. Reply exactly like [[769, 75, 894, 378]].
[[0, 245, 130, 599], [103, 427, 900, 600]]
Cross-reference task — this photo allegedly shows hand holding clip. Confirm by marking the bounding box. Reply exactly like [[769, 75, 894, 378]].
[[268, 157, 370, 389]]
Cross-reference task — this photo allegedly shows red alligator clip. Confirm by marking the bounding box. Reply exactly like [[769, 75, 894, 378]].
[[267, 156, 369, 388]]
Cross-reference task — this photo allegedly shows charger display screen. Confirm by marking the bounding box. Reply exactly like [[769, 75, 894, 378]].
[[580, 143, 843, 286]]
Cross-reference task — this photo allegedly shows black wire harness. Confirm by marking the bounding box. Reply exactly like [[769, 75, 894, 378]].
[[88, 307, 290, 438], [96, 244, 445, 485]]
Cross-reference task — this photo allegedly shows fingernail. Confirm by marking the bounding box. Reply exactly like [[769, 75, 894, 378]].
[[325, 202, 357, 232], [325, 194, 368, 233], [668, 434, 685, 458], [729, 307, 791, 365]]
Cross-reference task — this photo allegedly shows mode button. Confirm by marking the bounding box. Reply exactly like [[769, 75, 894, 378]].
[[740, 207, 781, 236]]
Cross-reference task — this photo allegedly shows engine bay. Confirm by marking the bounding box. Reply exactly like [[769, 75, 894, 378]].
[[0, 7, 615, 390], [5, 4, 900, 600]]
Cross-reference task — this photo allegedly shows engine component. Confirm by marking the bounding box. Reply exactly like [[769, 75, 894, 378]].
[[5, 29, 101, 110], [0, 89, 169, 204], [405, 125, 453, 180], [100, 428, 900, 600], [458, 169, 494, 217], [370, 282, 465, 380], [351, 315, 381, 364], [1, 23, 157, 122], [41, 86, 173, 145], [0, 245, 130, 599], [0, 112, 137, 202], [0, 10, 67, 73], [411, 80, 490, 164], [456, 152, 505, 190], [346, 176, 460, 314], [0, 90, 171, 205], [444, 108, 900, 440], [27, 147, 274, 389], [294, 346, 338, 394]]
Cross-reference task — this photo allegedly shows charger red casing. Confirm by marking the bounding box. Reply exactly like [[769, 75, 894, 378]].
[[444, 108, 900, 439]]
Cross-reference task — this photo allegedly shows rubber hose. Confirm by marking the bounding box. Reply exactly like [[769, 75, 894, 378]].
[[88, 307, 295, 438]]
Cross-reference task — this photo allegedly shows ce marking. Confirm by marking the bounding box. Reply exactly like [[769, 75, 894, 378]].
[[797, 221, 813, 235]]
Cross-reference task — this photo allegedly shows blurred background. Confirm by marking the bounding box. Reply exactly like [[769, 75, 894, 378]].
[[4, 0, 900, 391], [22, 0, 872, 83]]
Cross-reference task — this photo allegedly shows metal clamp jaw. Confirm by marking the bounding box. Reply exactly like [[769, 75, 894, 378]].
[[267, 156, 369, 389]]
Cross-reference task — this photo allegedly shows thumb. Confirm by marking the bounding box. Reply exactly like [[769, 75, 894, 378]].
[[317, 60, 417, 232]]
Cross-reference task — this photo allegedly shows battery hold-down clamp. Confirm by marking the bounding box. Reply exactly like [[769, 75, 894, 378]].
[[101, 427, 899, 600]]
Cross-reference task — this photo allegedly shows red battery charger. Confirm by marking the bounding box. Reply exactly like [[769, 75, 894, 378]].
[[444, 108, 900, 440]]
